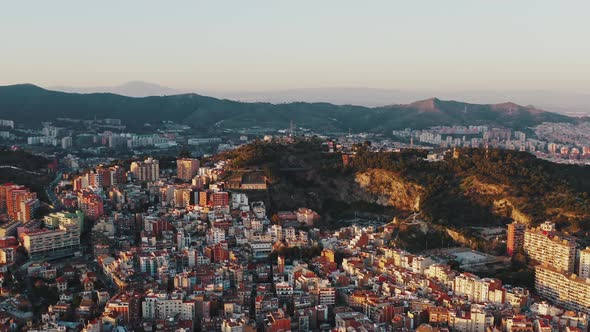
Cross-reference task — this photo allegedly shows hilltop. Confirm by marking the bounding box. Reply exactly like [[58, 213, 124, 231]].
[[0, 84, 575, 131], [50, 81, 184, 97], [220, 140, 590, 236]]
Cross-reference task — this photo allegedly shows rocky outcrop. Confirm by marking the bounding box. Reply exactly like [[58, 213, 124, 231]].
[[354, 169, 424, 211], [461, 176, 507, 196], [445, 229, 475, 248], [493, 198, 533, 225]]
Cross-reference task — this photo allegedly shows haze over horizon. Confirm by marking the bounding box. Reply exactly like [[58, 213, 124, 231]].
[[1, 1, 589, 100], [37, 81, 588, 116]]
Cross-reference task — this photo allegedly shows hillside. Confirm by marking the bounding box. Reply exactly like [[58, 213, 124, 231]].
[[0, 84, 574, 131], [220, 140, 590, 234], [0, 147, 54, 201]]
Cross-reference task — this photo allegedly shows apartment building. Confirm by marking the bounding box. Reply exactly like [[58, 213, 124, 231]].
[[104, 291, 142, 326], [523, 225, 577, 272], [78, 190, 104, 219], [449, 304, 494, 332], [579, 247, 590, 279], [44, 211, 84, 234], [21, 223, 80, 260], [130, 157, 159, 182], [535, 263, 590, 314], [0, 183, 39, 222], [506, 222, 526, 256], [453, 273, 504, 304], [177, 158, 200, 181], [264, 309, 291, 332], [0, 220, 23, 237]]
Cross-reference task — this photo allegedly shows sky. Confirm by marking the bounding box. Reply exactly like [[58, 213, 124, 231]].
[[1, 1, 589, 93]]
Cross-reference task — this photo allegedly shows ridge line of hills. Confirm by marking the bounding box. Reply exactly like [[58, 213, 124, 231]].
[[0, 83, 577, 131]]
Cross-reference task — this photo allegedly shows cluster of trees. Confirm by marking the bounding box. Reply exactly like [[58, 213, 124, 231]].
[[220, 138, 341, 172], [0, 148, 53, 202], [269, 245, 323, 261], [0, 147, 49, 170]]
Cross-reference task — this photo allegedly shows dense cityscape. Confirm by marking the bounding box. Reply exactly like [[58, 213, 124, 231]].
[[0, 113, 589, 331], [2, 1, 590, 331]]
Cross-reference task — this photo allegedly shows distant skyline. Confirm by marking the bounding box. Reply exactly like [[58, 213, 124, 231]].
[[1, 1, 589, 94]]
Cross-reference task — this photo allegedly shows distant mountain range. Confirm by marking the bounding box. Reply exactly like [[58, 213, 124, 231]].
[[50, 81, 590, 116], [50, 81, 184, 98], [0, 84, 576, 132], [212, 87, 590, 116]]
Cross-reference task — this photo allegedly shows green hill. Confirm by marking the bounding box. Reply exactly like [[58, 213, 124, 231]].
[[220, 140, 590, 235], [0, 84, 574, 131], [0, 147, 53, 200]]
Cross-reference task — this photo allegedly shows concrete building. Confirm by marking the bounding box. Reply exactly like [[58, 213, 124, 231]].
[[78, 190, 104, 219], [449, 304, 494, 332], [264, 309, 291, 332], [453, 273, 504, 304], [578, 247, 590, 279], [130, 157, 159, 182], [506, 222, 526, 256], [524, 225, 577, 272], [177, 158, 200, 181], [44, 211, 85, 235], [0, 183, 39, 222], [21, 223, 80, 260], [61, 136, 73, 149], [141, 291, 195, 321], [295, 208, 320, 226], [0, 220, 23, 237], [104, 291, 142, 326], [211, 192, 229, 207], [535, 263, 590, 314]]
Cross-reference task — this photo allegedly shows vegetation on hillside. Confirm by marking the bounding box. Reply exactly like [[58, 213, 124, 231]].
[[223, 140, 590, 233], [0, 84, 575, 131], [353, 145, 590, 232], [0, 148, 53, 197]]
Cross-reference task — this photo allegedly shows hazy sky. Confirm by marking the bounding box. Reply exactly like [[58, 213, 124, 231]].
[[1, 1, 589, 92]]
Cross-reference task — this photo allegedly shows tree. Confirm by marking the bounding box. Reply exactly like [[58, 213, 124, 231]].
[[511, 248, 527, 269]]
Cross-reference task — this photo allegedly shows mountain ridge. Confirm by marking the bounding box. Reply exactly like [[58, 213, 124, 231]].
[[49, 81, 184, 98], [0, 84, 576, 131], [44, 82, 590, 114]]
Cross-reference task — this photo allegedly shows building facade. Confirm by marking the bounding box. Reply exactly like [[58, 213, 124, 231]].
[[523, 226, 577, 272], [21, 224, 80, 260], [506, 222, 526, 256], [130, 158, 159, 182], [177, 158, 200, 181], [535, 263, 590, 314]]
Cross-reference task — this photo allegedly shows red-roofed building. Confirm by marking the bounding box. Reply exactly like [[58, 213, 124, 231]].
[[0, 183, 39, 222], [56, 276, 67, 292], [105, 291, 142, 327], [78, 190, 104, 219], [264, 309, 291, 332]]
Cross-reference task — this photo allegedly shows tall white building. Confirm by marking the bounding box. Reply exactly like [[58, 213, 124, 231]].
[[523, 226, 577, 272], [130, 158, 159, 182], [579, 247, 590, 279], [61, 136, 73, 149], [535, 263, 590, 314], [142, 291, 194, 320], [206, 227, 226, 245], [453, 273, 504, 304]]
